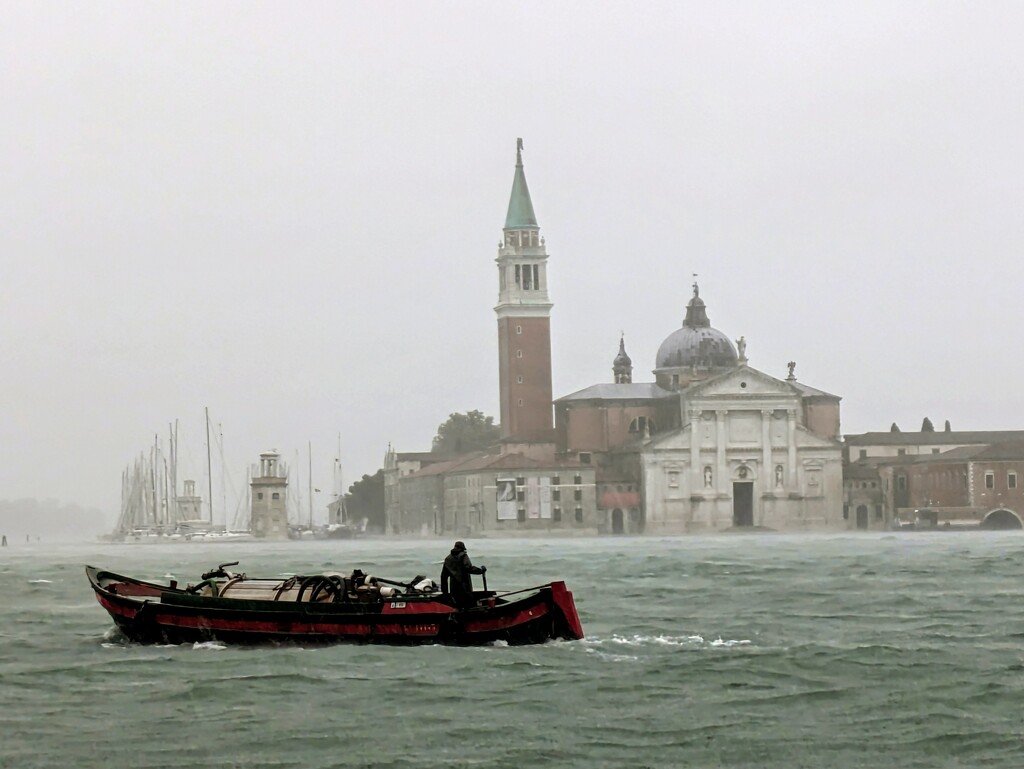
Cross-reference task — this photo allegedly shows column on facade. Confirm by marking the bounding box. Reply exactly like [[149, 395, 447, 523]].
[[716, 410, 727, 494], [761, 409, 773, 494], [787, 409, 798, 488], [689, 409, 702, 493]]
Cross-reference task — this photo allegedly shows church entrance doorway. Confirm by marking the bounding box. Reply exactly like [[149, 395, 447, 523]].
[[611, 508, 624, 534], [856, 505, 868, 530], [732, 482, 754, 527]]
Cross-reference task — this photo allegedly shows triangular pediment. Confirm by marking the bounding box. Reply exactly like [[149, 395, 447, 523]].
[[685, 365, 796, 399]]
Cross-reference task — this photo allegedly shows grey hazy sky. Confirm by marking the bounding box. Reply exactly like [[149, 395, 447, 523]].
[[3, 2, 1023, 525]]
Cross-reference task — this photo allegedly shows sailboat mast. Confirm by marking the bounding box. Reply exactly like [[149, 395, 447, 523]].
[[308, 440, 313, 529], [171, 420, 178, 526], [205, 406, 213, 525]]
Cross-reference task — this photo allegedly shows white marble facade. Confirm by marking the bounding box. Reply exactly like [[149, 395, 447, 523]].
[[641, 366, 843, 533]]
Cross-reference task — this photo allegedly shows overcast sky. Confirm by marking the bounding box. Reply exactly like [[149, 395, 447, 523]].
[[3, 2, 1023, 527]]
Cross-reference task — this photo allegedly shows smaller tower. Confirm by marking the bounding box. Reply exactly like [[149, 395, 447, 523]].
[[613, 335, 633, 384], [175, 479, 204, 527], [250, 451, 289, 540]]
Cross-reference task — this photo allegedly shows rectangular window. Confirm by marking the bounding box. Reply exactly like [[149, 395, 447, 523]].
[[553, 506, 562, 522], [551, 476, 560, 486], [514, 264, 521, 287], [257, 492, 264, 500], [574, 507, 583, 523], [517, 507, 525, 522], [516, 489, 525, 502], [272, 492, 280, 500], [858, 449, 867, 459], [552, 489, 561, 501], [897, 449, 906, 456], [668, 471, 679, 488], [1010, 473, 1018, 489], [574, 488, 582, 501], [517, 375, 523, 384], [522, 265, 532, 290], [579, 452, 592, 464], [532, 264, 540, 290], [516, 325, 522, 335], [985, 472, 995, 489], [896, 475, 906, 491], [574, 474, 582, 485]]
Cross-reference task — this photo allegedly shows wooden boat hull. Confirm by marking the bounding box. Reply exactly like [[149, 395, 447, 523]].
[[86, 566, 583, 647]]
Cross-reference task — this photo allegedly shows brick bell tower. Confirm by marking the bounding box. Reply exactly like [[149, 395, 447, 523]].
[[495, 139, 553, 440]]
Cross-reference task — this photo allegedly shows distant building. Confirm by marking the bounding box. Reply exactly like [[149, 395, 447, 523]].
[[843, 431, 1024, 529], [250, 451, 289, 539], [842, 461, 885, 530]]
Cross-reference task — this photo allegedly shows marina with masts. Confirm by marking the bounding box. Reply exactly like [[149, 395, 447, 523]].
[[109, 410, 361, 543]]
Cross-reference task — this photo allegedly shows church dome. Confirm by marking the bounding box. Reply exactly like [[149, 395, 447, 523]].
[[655, 285, 738, 371]]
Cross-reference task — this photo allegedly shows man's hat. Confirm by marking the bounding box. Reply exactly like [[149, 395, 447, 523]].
[[454, 540, 466, 550]]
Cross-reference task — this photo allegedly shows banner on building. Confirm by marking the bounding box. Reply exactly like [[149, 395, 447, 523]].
[[527, 477, 540, 519], [496, 478, 517, 520], [539, 477, 552, 519]]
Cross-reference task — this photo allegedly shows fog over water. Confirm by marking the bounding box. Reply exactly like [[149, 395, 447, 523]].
[[3, 3, 1024, 532]]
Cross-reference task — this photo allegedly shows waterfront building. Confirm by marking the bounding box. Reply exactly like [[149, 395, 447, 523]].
[[558, 287, 845, 533], [842, 430, 1024, 529]]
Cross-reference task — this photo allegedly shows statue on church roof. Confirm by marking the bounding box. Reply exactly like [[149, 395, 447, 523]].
[[787, 361, 797, 381], [736, 336, 746, 362]]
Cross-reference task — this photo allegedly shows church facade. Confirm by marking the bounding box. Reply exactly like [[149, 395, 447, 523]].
[[557, 284, 845, 533], [639, 362, 844, 533]]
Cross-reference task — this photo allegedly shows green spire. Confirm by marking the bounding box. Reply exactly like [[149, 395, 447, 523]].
[[504, 138, 538, 229]]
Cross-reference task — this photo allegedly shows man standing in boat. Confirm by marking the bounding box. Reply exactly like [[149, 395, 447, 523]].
[[440, 541, 486, 609]]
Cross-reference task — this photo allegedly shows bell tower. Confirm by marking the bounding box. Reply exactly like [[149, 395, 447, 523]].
[[495, 139, 553, 440]]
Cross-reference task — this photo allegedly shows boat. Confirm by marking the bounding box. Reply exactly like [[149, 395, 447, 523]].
[[86, 561, 584, 646]]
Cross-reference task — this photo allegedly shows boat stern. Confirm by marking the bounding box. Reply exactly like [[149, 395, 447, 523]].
[[548, 581, 584, 640]]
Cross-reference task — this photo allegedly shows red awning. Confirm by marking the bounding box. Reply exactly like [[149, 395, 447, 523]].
[[600, 491, 640, 509]]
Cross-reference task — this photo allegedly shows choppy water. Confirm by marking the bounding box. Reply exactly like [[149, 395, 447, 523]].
[[2, 534, 1023, 768]]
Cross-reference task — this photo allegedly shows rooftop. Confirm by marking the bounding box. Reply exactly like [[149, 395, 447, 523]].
[[556, 382, 675, 403], [845, 430, 1024, 446]]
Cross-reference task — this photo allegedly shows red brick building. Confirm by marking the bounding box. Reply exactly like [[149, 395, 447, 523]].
[[843, 431, 1024, 529], [879, 442, 1024, 529]]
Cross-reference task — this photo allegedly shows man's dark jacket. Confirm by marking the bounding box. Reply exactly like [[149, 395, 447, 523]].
[[440, 546, 484, 606]]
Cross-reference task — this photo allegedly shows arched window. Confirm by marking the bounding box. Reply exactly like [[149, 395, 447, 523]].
[[629, 416, 656, 434]]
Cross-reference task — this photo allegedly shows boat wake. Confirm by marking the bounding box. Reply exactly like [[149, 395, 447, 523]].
[[586, 633, 753, 649], [192, 640, 227, 651]]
